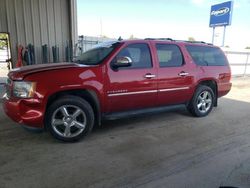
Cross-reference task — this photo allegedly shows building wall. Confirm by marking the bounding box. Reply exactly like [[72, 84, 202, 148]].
[[0, 0, 77, 67]]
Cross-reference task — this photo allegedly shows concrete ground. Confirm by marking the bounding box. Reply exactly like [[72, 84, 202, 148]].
[[0, 77, 250, 188]]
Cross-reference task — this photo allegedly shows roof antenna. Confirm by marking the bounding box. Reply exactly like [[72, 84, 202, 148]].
[[118, 36, 123, 41]]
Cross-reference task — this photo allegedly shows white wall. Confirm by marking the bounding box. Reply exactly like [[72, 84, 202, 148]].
[[222, 48, 250, 76]]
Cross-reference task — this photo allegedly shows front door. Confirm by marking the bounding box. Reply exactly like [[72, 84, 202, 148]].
[[105, 43, 157, 112]]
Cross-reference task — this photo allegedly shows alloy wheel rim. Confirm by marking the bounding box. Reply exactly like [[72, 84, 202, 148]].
[[196, 91, 212, 113], [51, 105, 87, 138]]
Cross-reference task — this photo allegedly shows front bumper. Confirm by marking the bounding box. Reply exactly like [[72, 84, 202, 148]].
[[3, 97, 45, 128]]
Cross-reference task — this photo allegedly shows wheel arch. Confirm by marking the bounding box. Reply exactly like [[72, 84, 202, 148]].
[[45, 89, 101, 129], [197, 79, 218, 106]]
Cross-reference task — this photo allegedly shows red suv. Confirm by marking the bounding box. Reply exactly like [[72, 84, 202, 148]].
[[3, 39, 231, 142]]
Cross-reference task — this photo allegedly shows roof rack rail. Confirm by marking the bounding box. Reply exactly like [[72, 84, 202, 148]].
[[144, 38, 173, 41], [188, 41, 213, 45], [176, 40, 213, 45], [188, 41, 206, 44], [144, 38, 213, 45]]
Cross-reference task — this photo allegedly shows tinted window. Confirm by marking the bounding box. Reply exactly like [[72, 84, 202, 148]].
[[156, 44, 183, 67], [116, 43, 152, 69], [186, 45, 228, 66]]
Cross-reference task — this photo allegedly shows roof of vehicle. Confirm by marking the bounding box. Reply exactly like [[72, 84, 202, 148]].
[[117, 38, 214, 47]]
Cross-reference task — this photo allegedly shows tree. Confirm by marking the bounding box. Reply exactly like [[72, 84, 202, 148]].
[[188, 37, 195, 41], [100, 35, 109, 39], [245, 46, 250, 49], [128, 34, 139, 40], [129, 34, 134, 40], [0, 33, 8, 49]]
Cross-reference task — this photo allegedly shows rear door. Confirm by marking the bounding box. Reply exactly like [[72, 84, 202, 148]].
[[154, 43, 195, 106], [105, 42, 157, 112]]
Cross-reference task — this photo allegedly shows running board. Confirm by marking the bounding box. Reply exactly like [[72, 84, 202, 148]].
[[102, 104, 186, 121]]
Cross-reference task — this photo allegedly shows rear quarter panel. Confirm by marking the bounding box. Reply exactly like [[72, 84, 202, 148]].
[[182, 44, 232, 97], [198, 66, 231, 97]]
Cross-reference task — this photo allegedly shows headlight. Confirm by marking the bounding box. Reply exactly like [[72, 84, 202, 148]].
[[13, 81, 36, 98]]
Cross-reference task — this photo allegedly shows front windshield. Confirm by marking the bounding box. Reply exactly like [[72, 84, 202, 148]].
[[75, 41, 119, 65]]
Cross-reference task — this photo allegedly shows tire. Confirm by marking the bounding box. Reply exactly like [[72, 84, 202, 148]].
[[187, 85, 215, 117], [45, 95, 94, 142]]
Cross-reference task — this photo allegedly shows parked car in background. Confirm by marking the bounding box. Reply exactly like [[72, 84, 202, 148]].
[[3, 38, 231, 142]]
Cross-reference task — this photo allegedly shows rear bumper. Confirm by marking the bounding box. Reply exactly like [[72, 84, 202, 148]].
[[3, 97, 45, 128], [218, 82, 232, 97]]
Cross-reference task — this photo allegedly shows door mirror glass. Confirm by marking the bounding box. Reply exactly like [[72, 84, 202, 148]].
[[113, 56, 132, 68]]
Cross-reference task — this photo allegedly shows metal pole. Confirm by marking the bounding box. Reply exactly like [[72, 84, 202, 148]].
[[244, 54, 249, 76], [5, 37, 11, 70], [212, 27, 215, 44], [222, 26, 226, 47]]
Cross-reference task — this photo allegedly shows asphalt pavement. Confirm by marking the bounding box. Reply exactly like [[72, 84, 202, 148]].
[[0, 77, 250, 188]]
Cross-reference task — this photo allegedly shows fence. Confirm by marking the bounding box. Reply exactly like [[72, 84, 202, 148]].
[[2, 34, 250, 77], [223, 49, 250, 76], [76, 37, 250, 76], [75, 35, 116, 56]]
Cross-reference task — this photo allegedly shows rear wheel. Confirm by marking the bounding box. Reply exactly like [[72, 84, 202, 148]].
[[45, 96, 94, 142], [187, 85, 215, 117]]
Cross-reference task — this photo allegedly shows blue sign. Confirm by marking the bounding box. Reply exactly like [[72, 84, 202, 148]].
[[209, 1, 233, 27]]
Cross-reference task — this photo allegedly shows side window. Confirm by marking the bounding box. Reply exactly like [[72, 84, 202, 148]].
[[116, 43, 152, 69], [156, 44, 184, 67], [186, 45, 228, 66]]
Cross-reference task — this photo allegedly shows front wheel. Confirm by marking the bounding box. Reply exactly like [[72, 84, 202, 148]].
[[187, 85, 215, 117], [45, 96, 94, 142]]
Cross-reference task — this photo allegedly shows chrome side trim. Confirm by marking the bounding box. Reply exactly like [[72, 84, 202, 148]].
[[108, 90, 158, 97], [108, 87, 190, 97], [159, 87, 189, 92]]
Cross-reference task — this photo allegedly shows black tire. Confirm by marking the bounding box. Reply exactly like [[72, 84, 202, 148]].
[[187, 85, 215, 117], [45, 95, 94, 142]]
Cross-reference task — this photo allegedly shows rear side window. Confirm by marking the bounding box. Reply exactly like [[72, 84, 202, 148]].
[[186, 45, 228, 66], [116, 43, 152, 69], [156, 44, 183, 67]]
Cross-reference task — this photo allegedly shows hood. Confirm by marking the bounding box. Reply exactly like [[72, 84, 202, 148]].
[[8, 62, 88, 80]]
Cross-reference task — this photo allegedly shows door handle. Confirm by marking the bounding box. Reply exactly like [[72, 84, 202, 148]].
[[144, 73, 156, 79], [178, 71, 189, 77]]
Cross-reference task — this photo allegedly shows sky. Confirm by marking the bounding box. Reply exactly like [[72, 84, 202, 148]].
[[77, 0, 250, 49]]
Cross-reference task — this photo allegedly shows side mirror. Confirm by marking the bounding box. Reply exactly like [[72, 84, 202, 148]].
[[112, 56, 132, 68]]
